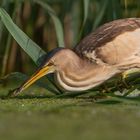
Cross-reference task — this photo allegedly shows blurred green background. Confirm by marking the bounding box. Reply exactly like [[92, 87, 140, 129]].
[[0, 0, 140, 76]]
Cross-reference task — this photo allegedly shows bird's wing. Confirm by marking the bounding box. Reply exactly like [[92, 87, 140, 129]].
[[74, 18, 140, 65]]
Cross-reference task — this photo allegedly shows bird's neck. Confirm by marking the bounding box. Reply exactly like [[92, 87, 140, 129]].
[[55, 56, 118, 92]]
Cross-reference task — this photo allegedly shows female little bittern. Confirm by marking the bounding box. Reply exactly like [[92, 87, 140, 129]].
[[12, 18, 140, 96]]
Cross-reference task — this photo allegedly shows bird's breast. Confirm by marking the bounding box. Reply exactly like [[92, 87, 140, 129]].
[[55, 64, 119, 92]]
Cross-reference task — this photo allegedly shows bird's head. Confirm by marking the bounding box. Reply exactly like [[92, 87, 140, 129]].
[[11, 48, 80, 96]]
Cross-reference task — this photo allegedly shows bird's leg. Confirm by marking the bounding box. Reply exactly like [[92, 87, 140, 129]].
[[96, 84, 111, 99], [115, 79, 123, 92], [121, 71, 130, 89], [101, 83, 111, 93]]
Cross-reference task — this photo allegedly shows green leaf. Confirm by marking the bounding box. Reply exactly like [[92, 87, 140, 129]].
[[92, 0, 108, 30], [0, 8, 46, 66], [78, 0, 90, 41], [34, 0, 65, 48], [83, 0, 90, 26]]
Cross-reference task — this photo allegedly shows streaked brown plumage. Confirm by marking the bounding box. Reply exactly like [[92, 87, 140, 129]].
[[12, 18, 140, 96]]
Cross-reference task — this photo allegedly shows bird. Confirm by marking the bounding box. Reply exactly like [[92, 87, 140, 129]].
[[11, 18, 140, 96]]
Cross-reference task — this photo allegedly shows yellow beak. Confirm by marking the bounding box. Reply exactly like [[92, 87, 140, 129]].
[[12, 65, 55, 96]]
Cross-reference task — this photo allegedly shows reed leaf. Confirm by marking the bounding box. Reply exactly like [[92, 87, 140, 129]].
[[34, 0, 65, 48], [0, 8, 46, 66], [92, 0, 108, 30], [83, 0, 90, 26], [78, 0, 90, 40]]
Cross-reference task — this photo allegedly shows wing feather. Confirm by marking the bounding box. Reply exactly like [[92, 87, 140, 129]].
[[74, 18, 140, 64]]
